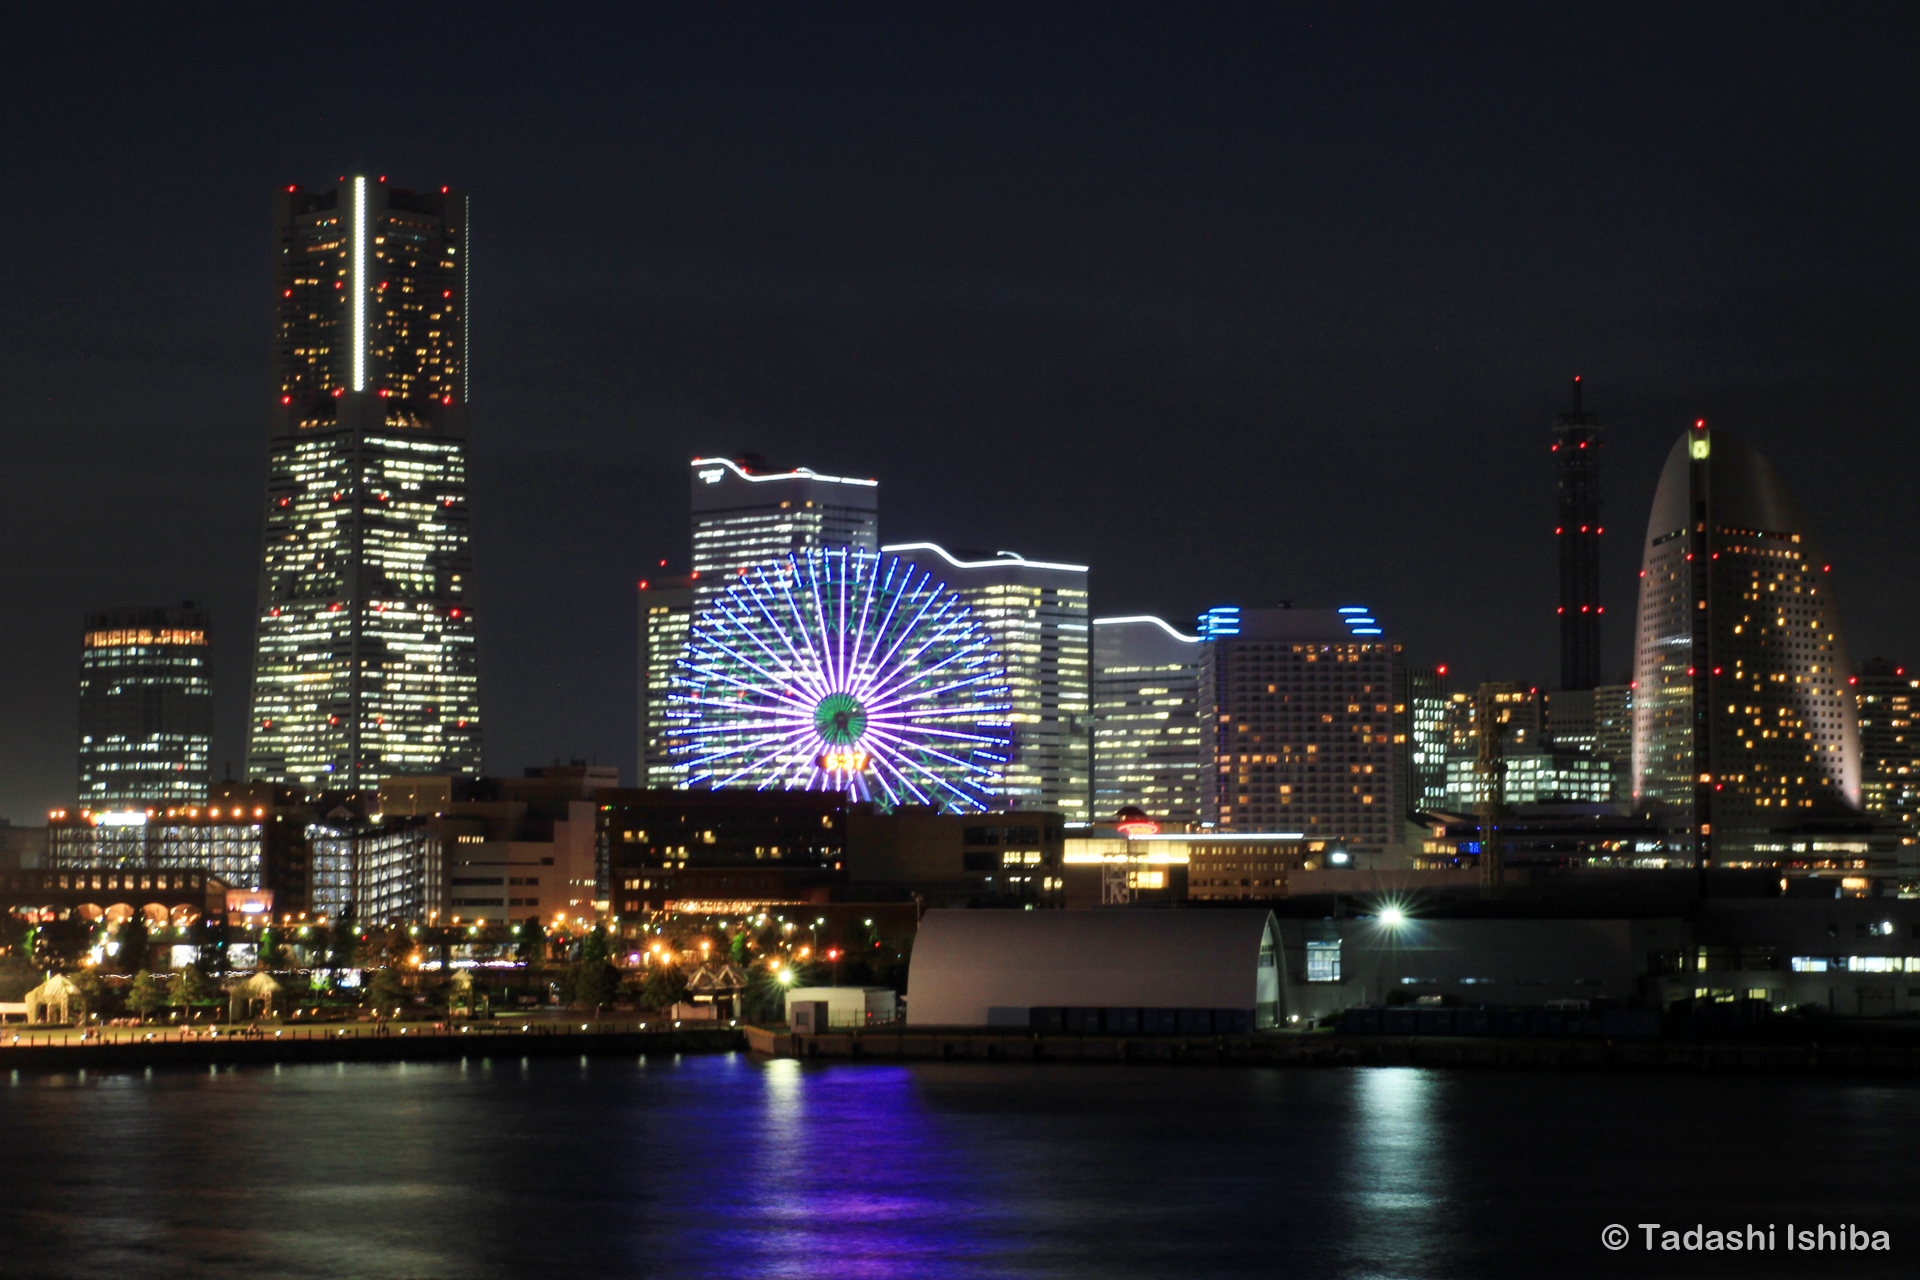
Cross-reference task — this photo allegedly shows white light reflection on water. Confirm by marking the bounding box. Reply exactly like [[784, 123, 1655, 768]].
[[1342, 1067, 1458, 1277]]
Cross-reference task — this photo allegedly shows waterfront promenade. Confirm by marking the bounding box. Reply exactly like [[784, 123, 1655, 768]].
[[0, 1019, 744, 1069]]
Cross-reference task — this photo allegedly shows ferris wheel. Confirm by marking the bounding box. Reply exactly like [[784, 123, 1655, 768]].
[[672, 547, 1011, 812]]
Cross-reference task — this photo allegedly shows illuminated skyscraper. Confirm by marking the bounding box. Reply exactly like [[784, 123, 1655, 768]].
[[1855, 658, 1920, 851], [1553, 377, 1605, 690], [689, 456, 878, 607], [246, 176, 480, 791], [78, 605, 212, 810], [886, 544, 1090, 820], [1403, 664, 1451, 812], [1200, 606, 1406, 862], [638, 573, 694, 788], [1630, 423, 1862, 859], [1092, 616, 1205, 822]]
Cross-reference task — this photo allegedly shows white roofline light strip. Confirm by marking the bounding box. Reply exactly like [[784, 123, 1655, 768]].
[[1092, 615, 1201, 642], [881, 542, 1088, 573], [690, 457, 879, 488]]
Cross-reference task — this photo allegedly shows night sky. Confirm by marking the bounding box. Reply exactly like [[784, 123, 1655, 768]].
[[3, 6, 1916, 823]]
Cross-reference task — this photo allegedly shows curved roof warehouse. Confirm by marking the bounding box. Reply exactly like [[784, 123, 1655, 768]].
[[906, 908, 1279, 1028]]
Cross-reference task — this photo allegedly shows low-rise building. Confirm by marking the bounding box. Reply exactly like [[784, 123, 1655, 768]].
[[905, 908, 1280, 1028]]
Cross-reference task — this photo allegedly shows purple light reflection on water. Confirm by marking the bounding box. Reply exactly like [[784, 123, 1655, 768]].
[[675, 1058, 1001, 1278], [0, 1052, 1916, 1278]]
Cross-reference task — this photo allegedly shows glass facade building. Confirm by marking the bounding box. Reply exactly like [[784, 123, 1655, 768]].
[[1091, 616, 1205, 823], [247, 177, 481, 791], [886, 544, 1090, 820], [1403, 664, 1451, 813], [1630, 424, 1863, 858], [1855, 658, 1920, 852], [689, 456, 878, 608], [78, 605, 212, 810], [638, 574, 694, 789], [1444, 750, 1614, 807]]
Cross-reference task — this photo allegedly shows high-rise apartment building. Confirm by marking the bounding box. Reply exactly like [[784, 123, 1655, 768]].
[[1200, 607, 1406, 862], [78, 605, 213, 810], [1630, 423, 1862, 859], [689, 456, 878, 607], [1091, 616, 1205, 823], [246, 176, 480, 791], [1553, 378, 1605, 690], [885, 544, 1090, 820], [638, 573, 694, 789], [1855, 658, 1920, 850]]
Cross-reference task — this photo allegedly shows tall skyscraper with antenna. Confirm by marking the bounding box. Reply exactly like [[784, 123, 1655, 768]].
[[245, 175, 481, 790], [1553, 377, 1604, 690]]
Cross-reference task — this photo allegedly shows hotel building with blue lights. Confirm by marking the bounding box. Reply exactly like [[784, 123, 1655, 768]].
[[1200, 607, 1409, 862]]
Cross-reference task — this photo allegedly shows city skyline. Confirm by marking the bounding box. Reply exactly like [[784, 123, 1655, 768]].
[[4, 10, 1918, 823]]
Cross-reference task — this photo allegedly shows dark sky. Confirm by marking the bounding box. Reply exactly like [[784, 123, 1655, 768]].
[[3, 5, 1917, 823]]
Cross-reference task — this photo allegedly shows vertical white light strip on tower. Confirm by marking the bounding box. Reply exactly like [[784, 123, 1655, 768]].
[[352, 175, 367, 392], [462, 195, 470, 403]]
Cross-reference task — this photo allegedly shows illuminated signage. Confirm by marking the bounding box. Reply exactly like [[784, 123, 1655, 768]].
[[816, 751, 870, 773], [1116, 818, 1161, 835], [698, 468, 724, 484], [85, 628, 207, 648], [93, 811, 149, 827]]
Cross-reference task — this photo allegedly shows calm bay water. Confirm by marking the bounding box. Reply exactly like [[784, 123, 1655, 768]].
[[0, 1052, 1914, 1278]]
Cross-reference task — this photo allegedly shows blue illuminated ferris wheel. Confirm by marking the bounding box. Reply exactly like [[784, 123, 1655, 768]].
[[671, 548, 1011, 812]]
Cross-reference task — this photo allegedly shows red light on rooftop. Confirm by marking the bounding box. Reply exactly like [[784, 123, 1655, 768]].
[[1557, 607, 1564, 614], [441, 186, 448, 193], [1850, 676, 1858, 685], [1823, 565, 1831, 572], [639, 580, 648, 590], [1695, 419, 1706, 429], [1578, 441, 1586, 448], [1436, 665, 1448, 675], [281, 395, 291, 404], [1713, 668, 1722, 674], [287, 185, 297, 192]]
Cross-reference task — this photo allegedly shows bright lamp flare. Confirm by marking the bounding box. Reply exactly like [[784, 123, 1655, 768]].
[[672, 548, 1011, 811]]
